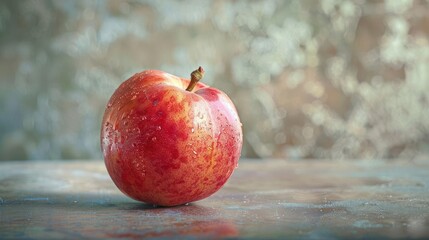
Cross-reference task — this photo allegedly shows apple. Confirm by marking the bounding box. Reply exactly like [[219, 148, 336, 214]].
[[101, 67, 242, 206]]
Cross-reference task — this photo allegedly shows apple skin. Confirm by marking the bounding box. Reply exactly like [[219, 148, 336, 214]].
[[101, 69, 242, 206]]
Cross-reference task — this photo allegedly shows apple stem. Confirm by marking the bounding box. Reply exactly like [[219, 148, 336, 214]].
[[186, 66, 205, 92]]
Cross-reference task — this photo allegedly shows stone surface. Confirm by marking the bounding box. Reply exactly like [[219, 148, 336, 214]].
[[0, 159, 428, 239]]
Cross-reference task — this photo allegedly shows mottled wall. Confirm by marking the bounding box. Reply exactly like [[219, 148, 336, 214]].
[[1, 0, 429, 160]]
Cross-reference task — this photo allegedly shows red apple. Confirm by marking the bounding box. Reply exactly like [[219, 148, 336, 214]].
[[101, 67, 242, 206]]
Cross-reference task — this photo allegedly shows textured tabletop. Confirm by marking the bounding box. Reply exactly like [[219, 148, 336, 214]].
[[1, 159, 428, 239]]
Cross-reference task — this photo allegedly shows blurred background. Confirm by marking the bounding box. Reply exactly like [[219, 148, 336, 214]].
[[1, 0, 429, 161]]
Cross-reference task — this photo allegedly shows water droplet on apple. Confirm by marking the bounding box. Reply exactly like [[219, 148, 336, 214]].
[[191, 128, 195, 133], [192, 150, 197, 155], [107, 102, 112, 108], [156, 126, 162, 130], [141, 116, 147, 121], [197, 112, 204, 119], [151, 137, 157, 141], [132, 143, 137, 147], [102, 136, 110, 146]]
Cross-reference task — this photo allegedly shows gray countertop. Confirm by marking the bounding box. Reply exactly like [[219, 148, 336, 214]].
[[1, 159, 428, 239]]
